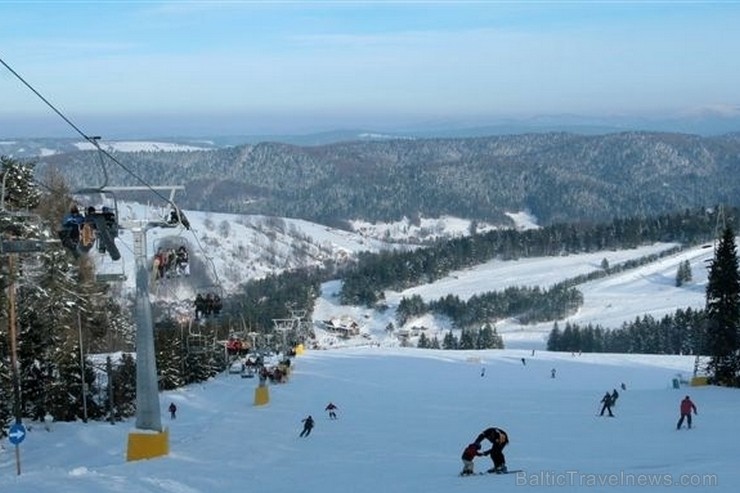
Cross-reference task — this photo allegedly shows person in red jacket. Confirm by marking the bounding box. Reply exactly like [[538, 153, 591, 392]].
[[460, 442, 484, 476], [677, 395, 698, 430], [475, 427, 509, 473]]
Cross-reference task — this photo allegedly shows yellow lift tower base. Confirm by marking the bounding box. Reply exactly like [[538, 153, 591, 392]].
[[126, 428, 170, 461], [254, 385, 270, 406]]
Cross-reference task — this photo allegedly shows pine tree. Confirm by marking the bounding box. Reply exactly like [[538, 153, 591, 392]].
[[417, 332, 429, 348], [429, 336, 441, 349], [490, 326, 504, 349], [548, 322, 562, 351], [155, 321, 185, 390], [459, 329, 476, 350], [704, 226, 740, 386], [111, 353, 137, 419], [676, 260, 693, 287], [442, 330, 458, 350]]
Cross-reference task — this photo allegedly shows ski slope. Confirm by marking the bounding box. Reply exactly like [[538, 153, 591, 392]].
[[2, 348, 737, 493]]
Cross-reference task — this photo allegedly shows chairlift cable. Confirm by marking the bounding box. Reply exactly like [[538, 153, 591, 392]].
[[3, 56, 225, 304], [0, 56, 177, 209]]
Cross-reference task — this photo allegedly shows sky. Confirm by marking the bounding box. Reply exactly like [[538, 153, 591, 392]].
[[1, 0, 740, 138]]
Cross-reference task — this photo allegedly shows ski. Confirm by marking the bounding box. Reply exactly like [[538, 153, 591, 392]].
[[460, 469, 524, 477]]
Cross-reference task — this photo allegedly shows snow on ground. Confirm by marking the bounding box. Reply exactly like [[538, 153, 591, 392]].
[[73, 141, 210, 152], [5, 204, 735, 492], [98, 201, 719, 352], [99, 201, 402, 297], [2, 348, 736, 493], [349, 215, 500, 243], [311, 241, 715, 351], [505, 210, 540, 230]]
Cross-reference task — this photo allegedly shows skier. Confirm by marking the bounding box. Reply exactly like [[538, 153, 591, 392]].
[[521, 357, 526, 366], [168, 402, 177, 419], [460, 442, 484, 476], [551, 368, 556, 379], [676, 395, 698, 430], [474, 427, 509, 473], [611, 388, 619, 407], [58, 205, 85, 251], [599, 391, 614, 417], [299, 415, 314, 437], [325, 402, 338, 419]]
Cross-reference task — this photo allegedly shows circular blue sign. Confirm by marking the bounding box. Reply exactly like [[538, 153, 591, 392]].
[[8, 423, 26, 445]]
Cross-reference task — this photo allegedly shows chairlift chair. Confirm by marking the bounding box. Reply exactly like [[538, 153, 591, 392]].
[[186, 321, 209, 355], [194, 284, 224, 319], [95, 250, 127, 283], [59, 187, 121, 261]]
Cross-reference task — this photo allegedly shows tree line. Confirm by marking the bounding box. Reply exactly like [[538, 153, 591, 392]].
[[39, 132, 740, 227], [340, 208, 727, 308], [546, 226, 740, 387]]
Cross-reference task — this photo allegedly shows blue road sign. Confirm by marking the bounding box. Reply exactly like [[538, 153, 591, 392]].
[[8, 423, 26, 445]]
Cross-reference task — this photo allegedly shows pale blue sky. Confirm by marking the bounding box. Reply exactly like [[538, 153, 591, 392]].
[[1, 0, 739, 137]]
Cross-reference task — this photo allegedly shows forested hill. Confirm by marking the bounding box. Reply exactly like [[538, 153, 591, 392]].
[[37, 131, 740, 226]]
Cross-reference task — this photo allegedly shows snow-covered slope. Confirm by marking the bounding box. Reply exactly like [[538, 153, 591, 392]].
[[1, 348, 736, 493], [99, 202, 716, 350]]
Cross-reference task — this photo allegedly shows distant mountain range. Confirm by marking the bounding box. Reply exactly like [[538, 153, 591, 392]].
[[3, 129, 740, 227]]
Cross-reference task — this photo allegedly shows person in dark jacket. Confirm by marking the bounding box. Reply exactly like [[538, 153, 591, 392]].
[[325, 402, 338, 419], [676, 395, 698, 429], [599, 391, 614, 417], [611, 388, 620, 407], [474, 427, 509, 473], [460, 442, 484, 476], [299, 415, 314, 437], [168, 402, 177, 419]]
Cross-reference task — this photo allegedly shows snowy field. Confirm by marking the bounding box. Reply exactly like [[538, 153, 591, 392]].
[[1, 348, 736, 493], [311, 242, 715, 350], [93, 201, 718, 353]]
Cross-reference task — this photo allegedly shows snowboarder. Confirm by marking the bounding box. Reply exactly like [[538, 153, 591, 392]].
[[676, 395, 698, 430], [474, 427, 509, 473], [621, 382, 627, 391], [325, 402, 338, 419], [168, 402, 177, 419], [599, 391, 614, 417], [460, 442, 484, 476], [300, 415, 314, 437], [521, 357, 526, 366]]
